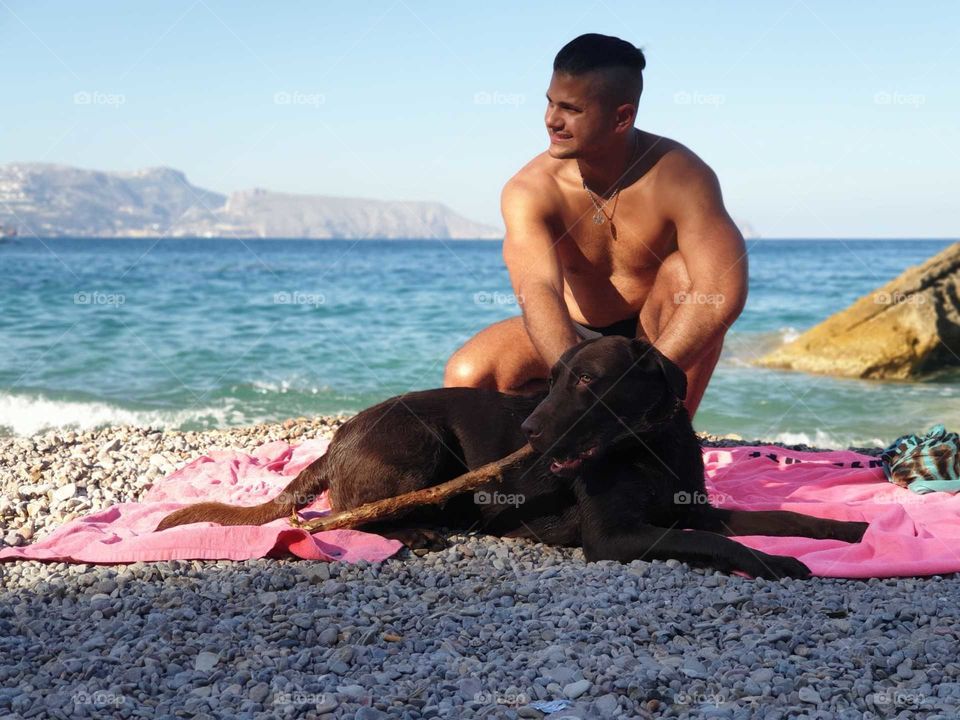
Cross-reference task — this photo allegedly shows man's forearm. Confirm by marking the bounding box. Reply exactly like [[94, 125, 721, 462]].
[[653, 296, 741, 372], [518, 285, 580, 367]]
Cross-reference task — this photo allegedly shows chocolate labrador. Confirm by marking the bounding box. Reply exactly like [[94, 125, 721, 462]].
[[157, 336, 868, 578]]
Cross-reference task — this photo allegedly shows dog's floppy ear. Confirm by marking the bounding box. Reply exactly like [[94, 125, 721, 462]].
[[630, 338, 688, 401]]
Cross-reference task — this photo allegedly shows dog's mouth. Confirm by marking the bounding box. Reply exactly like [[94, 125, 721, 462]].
[[549, 445, 600, 476]]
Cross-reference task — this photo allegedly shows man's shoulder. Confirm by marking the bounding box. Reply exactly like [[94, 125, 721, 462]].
[[644, 133, 717, 189], [643, 134, 731, 222], [504, 151, 562, 191], [501, 152, 563, 212]]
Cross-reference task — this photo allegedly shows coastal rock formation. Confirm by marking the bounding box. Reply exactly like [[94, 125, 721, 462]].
[[0, 163, 501, 239], [757, 242, 960, 380]]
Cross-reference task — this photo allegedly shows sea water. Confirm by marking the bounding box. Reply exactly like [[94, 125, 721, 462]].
[[1, 237, 955, 447]]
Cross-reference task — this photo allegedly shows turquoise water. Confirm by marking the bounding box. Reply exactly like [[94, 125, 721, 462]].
[[1, 237, 957, 447]]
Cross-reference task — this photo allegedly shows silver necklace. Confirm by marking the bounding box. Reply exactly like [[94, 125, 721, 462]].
[[578, 131, 640, 226]]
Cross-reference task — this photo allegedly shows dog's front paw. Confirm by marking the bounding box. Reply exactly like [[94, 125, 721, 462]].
[[744, 553, 811, 580], [836, 520, 869, 543], [384, 527, 448, 554]]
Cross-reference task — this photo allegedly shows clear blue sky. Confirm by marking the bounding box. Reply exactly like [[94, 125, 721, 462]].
[[2, 1, 957, 237]]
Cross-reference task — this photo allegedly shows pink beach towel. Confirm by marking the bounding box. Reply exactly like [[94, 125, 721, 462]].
[[704, 446, 960, 578], [2, 441, 959, 578], [0, 438, 403, 565]]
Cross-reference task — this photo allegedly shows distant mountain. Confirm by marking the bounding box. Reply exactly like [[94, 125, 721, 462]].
[[172, 187, 503, 240], [0, 163, 501, 239]]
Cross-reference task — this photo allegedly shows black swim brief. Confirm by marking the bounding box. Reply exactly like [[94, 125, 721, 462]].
[[572, 315, 640, 340]]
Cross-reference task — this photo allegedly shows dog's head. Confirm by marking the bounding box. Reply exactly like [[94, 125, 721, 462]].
[[520, 336, 687, 477]]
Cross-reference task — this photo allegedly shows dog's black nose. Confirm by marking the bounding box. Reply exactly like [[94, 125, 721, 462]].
[[521, 418, 541, 441]]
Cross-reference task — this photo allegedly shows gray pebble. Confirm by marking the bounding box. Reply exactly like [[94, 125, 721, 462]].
[[249, 682, 269, 703], [564, 680, 591, 699], [337, 684, 367, 700], [318, 625, 339, 645], [194, 651, 219, 672], [354, 708, 387, 720]]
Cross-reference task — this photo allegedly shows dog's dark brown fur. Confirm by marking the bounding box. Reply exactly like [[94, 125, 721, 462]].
[[157, 337, 868, 578]]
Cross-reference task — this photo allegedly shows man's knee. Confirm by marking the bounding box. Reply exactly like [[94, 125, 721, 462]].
[[443, 351, 496, 389]]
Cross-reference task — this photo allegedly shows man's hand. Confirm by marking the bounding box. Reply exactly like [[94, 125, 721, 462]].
[[654, 150, 748, 370], [501, 177, 580, 367]]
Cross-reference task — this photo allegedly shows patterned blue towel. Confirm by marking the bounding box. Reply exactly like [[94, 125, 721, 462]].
[[881, 424, 960, 494]]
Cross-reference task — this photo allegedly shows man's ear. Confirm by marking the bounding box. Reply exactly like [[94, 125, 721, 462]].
[[631, 338, 687, 401], [615, 103, 637, 131]]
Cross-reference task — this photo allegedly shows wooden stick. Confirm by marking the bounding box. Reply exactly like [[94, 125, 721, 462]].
[[295, 443, 536, 533]]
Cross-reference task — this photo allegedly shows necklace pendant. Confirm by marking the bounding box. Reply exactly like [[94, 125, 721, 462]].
[[593, 211, 605, 225]]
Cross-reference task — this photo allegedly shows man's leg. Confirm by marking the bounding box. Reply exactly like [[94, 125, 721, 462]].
[[639, 252, 727, 419], [444, 317, 551, 394]]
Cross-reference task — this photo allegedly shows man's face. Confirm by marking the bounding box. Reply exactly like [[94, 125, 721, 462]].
[[544, 71, 616, 159]]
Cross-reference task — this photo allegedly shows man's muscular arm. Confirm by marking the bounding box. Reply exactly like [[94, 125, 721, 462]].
[[654, 152, 748, 371], [501, 178, 580, 367]]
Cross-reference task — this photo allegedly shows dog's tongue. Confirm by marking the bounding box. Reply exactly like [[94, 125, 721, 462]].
[[549, 446, 599, 476], [550, 457, 583, 474]]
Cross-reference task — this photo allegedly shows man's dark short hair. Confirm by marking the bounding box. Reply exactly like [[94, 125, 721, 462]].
[[553, 33, 646, 105]]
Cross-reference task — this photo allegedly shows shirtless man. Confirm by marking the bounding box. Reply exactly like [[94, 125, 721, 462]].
[[444, 33, 748, 419]]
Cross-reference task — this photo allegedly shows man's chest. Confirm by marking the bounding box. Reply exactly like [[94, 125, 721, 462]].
[[551, 186, 677, 279]]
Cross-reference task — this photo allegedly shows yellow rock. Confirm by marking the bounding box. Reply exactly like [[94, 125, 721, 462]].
[[757, 242, 960, 379]]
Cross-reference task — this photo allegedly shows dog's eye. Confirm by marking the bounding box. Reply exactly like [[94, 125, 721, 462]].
[[577, 373, 593, 385]]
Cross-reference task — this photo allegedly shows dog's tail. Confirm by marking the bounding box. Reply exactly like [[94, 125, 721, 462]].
[[155, 453, 330, 531]]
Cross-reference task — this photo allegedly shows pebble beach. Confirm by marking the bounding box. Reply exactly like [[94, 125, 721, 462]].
[[1, 419, 958, 719]]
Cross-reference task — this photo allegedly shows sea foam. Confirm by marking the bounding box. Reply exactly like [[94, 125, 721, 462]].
[[0, 392, 249, 437]]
